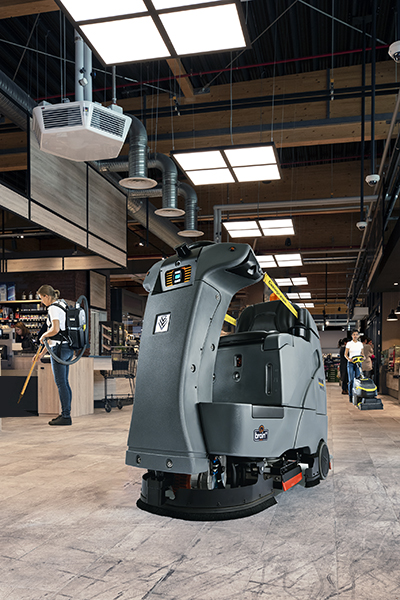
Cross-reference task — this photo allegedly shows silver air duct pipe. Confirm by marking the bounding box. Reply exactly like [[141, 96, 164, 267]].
[[0, 68, 36, 131], [83, 42, 92, 102], [96, 155, 200, 233], [124, 183, 202, 238], [148, 153, 184, 217], [119, 117, 157, 190], [177, 182, 203, 237], [74, 32, 85, 102], [97, 160, 129, 172], [75, 33, 92, 102]]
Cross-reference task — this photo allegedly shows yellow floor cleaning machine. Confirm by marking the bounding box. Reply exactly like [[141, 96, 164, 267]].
[[351, 355, 383, 410], [126, 241, 330, 520]]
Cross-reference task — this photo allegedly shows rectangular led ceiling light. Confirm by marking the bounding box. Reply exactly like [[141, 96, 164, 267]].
[[299, 292, 311, 299], [171, 142, 281, 186], [287, 293, 299, 300], [225, 145, 277, 166], [275, 254, 303, 267], [81, 17, 170, 64], [160, 4, 246, 55], [173, 151, 226, 171], [56, 0, 249, 65], [223, 221, 261, 238], [227, 229, 262, 238], [153, 0, 213, 7], [233, 164, 280, 182], [188, 169, 234, 186], [275, 278, 292, 286], [291, 277, 308, 286], [256, 255, 277, 268], [259, 218, 294, 236], [59, 0, 147, 21]]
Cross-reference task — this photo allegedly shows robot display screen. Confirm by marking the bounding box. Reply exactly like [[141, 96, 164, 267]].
[[165, 265, 192, 287], [173, 269, 183, 285]]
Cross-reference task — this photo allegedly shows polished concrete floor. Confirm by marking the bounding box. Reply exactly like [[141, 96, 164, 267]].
[[1, 384, 400, 600]]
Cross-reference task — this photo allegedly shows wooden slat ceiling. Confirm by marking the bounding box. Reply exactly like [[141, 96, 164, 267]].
[[0, 0, 398, 318]]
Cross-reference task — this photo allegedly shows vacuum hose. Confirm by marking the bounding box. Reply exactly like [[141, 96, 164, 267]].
[[43, 295, 89, 366]]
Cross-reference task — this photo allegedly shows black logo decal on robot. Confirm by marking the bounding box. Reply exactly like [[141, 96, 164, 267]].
[[253, 425, 268, 441], [154, 313, 171, 334]]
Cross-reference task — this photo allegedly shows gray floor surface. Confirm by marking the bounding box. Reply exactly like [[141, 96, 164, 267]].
[[1, 383, 400, 600]]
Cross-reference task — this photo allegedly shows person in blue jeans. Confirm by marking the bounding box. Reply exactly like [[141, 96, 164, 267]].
[[345, 330, 365, 403], [37, 284, 74, 426]]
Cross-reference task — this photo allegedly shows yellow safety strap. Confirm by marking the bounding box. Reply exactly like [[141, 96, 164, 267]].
[[224, 272, 299, 326], [224, 313, 237, 326], [263, 273, 298, 318]]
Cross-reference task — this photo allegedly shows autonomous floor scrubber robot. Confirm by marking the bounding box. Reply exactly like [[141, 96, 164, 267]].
[[126, 241, 330, 520], [351, 354, 383, 410]]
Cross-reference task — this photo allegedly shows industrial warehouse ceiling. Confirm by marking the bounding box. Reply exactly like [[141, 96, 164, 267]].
[[0, 0, 399, 324]]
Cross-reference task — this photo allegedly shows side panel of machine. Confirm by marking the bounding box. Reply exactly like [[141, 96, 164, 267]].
[[198, 402, 303, 457], [126, 281, 220, 473], [294, 408, 328, 451]]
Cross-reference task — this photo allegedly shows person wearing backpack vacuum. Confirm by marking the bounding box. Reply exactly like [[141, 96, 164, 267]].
[[37, 284, 74, 426]]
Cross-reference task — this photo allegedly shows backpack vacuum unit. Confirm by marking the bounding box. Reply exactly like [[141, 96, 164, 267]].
[[351, 355, 383, 410], [126, 242, 330, 520]]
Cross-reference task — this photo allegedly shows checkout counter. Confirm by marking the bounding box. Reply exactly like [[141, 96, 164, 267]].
[[0, 325, 94, 418]]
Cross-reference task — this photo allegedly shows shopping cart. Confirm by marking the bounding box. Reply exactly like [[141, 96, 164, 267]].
[[100, 347, 137, 412]]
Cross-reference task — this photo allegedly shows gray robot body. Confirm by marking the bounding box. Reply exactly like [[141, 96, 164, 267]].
[[126, 242, 330, 520]]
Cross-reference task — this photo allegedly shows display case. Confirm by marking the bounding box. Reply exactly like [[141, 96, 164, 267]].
[[383, 346, 400, 398], [99, 321, 126, 354], [394, 346, 400, 376], [0, 300, 46, 336]]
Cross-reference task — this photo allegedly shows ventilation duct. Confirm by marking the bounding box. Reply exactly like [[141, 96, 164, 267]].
[[148, 153, 184, 217], [177, 182, 203, 237], [123, 184, 202, 238], [0, 69, 36, 131], [119, 117, 157, 190], [75, 32, 93, 102]]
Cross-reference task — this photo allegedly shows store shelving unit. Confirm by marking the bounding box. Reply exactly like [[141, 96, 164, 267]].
[[0, 300, 47, 335]]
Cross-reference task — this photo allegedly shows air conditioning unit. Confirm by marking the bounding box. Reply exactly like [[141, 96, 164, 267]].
[[32, 101, 132, 162]]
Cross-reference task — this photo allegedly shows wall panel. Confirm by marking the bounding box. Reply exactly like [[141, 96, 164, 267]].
[[30, 203, 87, 247], [30, 129, 87, 228], [0, 183, 29, 218], [29, 123, 127, 266], [88, 168, 126, 252]]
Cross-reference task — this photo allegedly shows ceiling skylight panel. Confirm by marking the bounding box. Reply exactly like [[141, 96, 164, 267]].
[[159, 4, 246, 55], [81, 17, 170, 64], [59, 0, 147, 21]]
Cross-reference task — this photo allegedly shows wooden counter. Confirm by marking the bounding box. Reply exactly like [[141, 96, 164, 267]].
[[37, 357, 94, 417]]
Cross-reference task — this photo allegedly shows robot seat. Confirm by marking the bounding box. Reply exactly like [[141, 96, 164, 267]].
[[236, 300, 311, 341]]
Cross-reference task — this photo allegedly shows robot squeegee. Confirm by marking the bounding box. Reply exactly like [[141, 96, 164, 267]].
[[126, 241, 330, 520]]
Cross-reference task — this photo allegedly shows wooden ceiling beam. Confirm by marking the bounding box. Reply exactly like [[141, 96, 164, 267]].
[[166, 58, 194, 99], [0, 0, 58, 19], [0, 153, 27, 170]]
